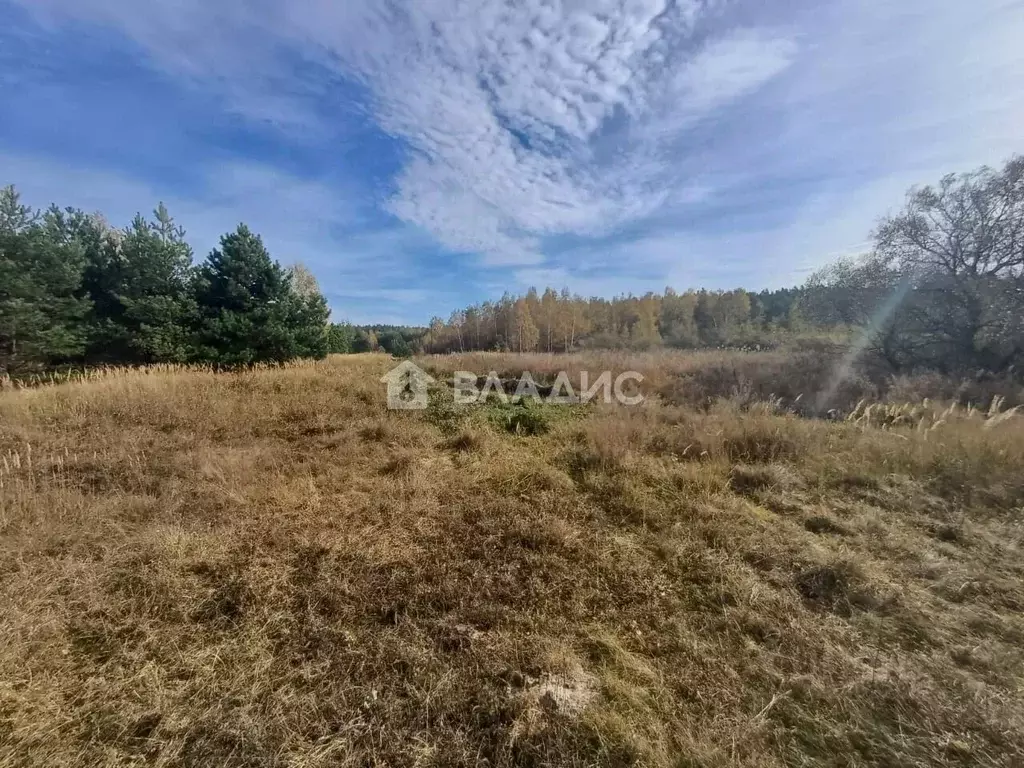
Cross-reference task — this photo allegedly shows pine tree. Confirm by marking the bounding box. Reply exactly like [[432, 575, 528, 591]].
[[0, 195, 90, 371], [193, 225, 328, 364], [326, 323, 354, 354], [378, 330, 413, 357], [153, 202, 184, 243], [0, 185, 37, 234], [288, 291, 331, 359], [86, 207, 197, 363]]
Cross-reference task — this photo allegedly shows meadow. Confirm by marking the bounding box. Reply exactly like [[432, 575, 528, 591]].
[[1, 351, 1023, 767]]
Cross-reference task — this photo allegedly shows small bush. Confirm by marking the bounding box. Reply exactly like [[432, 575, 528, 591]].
[[443, 429, 485, 453], [424, 387, 465, 435], [729, 464, 793, 495], [500, 407, 550, 436]]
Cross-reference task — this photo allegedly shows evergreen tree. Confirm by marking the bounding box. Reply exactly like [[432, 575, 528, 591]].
[[327, 323, 356, 354], [80, 206, 197, 363], [193, 225, 328, 364], [288, 288, 331, 360], [0, 189, 90, 371], [0, 185, 37, 234], [378, 330, 413, 357]]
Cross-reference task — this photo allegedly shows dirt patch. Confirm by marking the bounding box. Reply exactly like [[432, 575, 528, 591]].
[[520, 667, 599, 719]]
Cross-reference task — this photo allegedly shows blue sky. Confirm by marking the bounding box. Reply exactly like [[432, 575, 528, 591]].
[[1, 0, 1022, 324]]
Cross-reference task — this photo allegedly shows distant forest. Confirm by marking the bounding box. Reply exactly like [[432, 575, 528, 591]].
[[338, 157, 1024, 377], [3, 156, 1022, 377], [338, 283, 808, 360]]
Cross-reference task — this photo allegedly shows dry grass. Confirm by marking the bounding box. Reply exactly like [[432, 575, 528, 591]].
[[2, 351, 1023, 767], [423, 348, 1024, 414]]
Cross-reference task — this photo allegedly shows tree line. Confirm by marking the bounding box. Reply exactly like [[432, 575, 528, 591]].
[[1, 188, 329, 373], [413, 285, 808, 355], [3, 156, 1022, 377], [411, 157, 1024, 376]]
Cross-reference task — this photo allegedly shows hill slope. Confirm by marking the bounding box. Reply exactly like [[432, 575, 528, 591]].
[[2, 353, 1023, 767]]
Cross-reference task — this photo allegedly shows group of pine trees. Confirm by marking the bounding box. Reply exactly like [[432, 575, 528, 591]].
[[0, 186, 329, 373]]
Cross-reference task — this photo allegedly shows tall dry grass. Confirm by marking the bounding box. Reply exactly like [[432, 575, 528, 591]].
[[423, 347, 1024, 414], [1, 351, 1023, 767]]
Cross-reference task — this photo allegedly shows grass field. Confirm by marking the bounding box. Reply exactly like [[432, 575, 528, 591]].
[[2, 352, 1023, 767]]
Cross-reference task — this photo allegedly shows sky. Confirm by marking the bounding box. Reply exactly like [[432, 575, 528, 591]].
[[1, 0, 1022, 324]]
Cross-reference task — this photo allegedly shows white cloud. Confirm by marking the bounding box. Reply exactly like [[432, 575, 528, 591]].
[[591, 0, 1024, 293], [675, 30, 797, 116], [7, 0, 1024, 295], [314, 0, 797, 264], [11, 0, 799, 265]]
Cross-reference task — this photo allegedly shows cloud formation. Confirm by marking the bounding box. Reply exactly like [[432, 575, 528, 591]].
[[319, 1, 798, 264], [12, 0, 801, 265], [3, 0, 1024, 318]]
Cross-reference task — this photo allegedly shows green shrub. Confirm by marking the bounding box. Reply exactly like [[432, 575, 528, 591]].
[[499, 406, 550, 436]]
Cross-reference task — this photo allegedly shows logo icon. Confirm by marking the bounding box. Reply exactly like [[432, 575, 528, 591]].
[[380, 361, 435, 410]]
